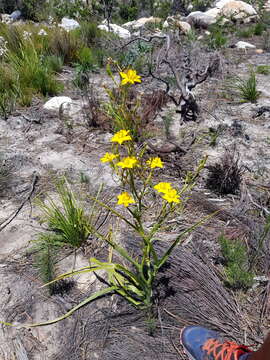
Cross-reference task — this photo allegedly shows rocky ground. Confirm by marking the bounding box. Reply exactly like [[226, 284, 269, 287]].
[[1, 2, 270, 359]]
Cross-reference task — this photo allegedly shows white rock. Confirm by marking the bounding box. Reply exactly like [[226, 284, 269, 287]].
[[1, 14, 12, 24], [187, 11, 216, 27], [204, 8, 221, 19], [220, 1, 257, 21], [123, 16, 161, 31], [236, 41, 256, 49], [163, 20, 169, 29], [215, 0, 232, 8], [59, 17, 80, 31], [98, 22, 130, 39], [43, 96, 72, 112]]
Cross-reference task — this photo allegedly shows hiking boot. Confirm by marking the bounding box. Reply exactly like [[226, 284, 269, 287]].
[[180, 326, 253, 360]]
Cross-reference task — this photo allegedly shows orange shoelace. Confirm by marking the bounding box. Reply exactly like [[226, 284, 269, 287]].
[[202, 339, 252, 360]]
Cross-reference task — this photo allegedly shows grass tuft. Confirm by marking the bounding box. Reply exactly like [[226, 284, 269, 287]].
[[37, 180, 90, 248], [219, 235, 254, 290]]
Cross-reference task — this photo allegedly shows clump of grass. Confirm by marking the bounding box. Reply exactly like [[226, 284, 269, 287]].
[[219, 235, 254, 290], [206, 150, 243, 195], [0, 63, 18, 118], [237, 26, 254, 38], [75, 21, 103, 47], [37, 180, 90, 248], [32, 233, 75, 295], [253, 22, 266, 36], [48, 29, 82, 65], [231, 70, 260, 103], [44, 55, 64, 73], [256, 65, 270, 75]]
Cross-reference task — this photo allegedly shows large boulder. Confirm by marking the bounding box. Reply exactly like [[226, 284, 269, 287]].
[[123, 16, 161, 31], [98, 22, 131, 39], [220, 1, 257, 22], [204, 8, 221, 19], [187, 11, 216, 28], [59, 17, 80, 31]]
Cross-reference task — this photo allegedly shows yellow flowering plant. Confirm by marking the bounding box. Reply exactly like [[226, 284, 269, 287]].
[[104, 60, 142, 141], [0, 126, 210, 329], [11, 126, 210, 331]]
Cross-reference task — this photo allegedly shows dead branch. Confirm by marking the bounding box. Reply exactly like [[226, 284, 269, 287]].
[[0, 172, 39, 232], [122, 34, 218, 122]]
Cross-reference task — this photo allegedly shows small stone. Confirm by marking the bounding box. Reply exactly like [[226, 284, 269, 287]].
[[235, 41, 256, 49], [59, 18, 80, 31], [255, 49, 264, 54]]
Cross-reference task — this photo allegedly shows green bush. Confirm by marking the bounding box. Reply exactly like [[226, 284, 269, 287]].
[[208, 29, 228, 49], [219, 235, 254, 290], [21, 0, 47, 21], [119, 3, 138, 21], [76, 21, 102, 47], [48, 29, 82, 64]]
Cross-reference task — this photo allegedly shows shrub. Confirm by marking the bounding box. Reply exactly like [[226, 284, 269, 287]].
[[119, 3, 138, 21], [21, 0, 46, 21], [219, 235, 254, 290], [48, 29, 82, 65], [76, 21, 102, 47], [208, 28, 228, 49], [206, 150, 243, 195], [253, 22, 266, 36], [46, 0, 92, 21]]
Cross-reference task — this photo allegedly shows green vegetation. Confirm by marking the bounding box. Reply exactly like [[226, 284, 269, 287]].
[[219, 235, 254, 290], [37, 180, 90, 248], [228, 69, 260, 103], [256, 65, 270, 75], [32, 130, 207, 325], [237, 22, 266, 38], [32, 233, 63, 294], [236, 70, 260, 103]]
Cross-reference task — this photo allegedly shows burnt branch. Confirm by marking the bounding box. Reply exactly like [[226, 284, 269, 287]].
[[121, 34, 219, 122]]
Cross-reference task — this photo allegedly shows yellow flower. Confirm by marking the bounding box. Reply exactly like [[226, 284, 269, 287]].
[[120, 69, 142, 85], [100, 152, 118, 163], [111, 129, 132, 145], [117, 156, 138, 169], [147, 157, 163, 169], [117, 192, 135, 207], [153, 182, 172, 193], [162, 189, 180, 204]]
